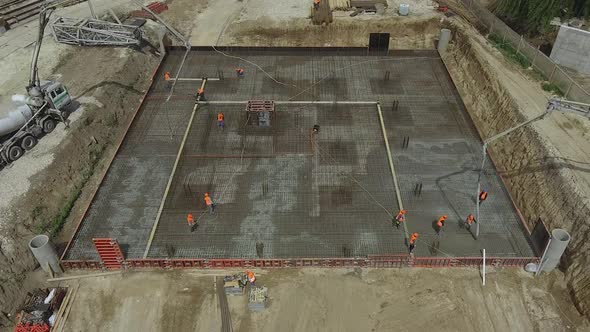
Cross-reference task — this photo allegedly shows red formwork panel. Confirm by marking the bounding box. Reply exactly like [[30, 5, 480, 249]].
[[61, 260, 101, 269], [93, 238, 125, 269], [61, 256, 538, 271]]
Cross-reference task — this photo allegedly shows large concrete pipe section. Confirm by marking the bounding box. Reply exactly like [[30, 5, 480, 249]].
[[29, 235, 62, 274], [437, 29, 452, 53], [0, 105, 33, 136], [540, 229, 571, 272]]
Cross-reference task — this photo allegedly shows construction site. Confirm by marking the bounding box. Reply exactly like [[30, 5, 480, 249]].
[[1, 0, 590, 331]]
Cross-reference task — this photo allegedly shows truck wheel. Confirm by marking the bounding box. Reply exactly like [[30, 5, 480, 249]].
[[43, 119, 56, 133], [21, 135, 37, 150], [8, 145, 23, 161]]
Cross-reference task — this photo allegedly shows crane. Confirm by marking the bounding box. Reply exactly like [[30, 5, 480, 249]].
[[474, 97, 590, 238], [0, 1, 76, 168]]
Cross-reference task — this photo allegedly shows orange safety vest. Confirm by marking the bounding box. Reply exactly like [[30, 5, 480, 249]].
[[217, 113, 224, 121], [466, 214, 474, 225], [236, 68, 244, 74], [410, 233, 418, 244], [204, 196, 212, 206], [164, 72, 170, 81], [479, 191, 488, 201], [197, 88, 204, 94], [314, 0, 320, 4], [187, 213, 194, 224]]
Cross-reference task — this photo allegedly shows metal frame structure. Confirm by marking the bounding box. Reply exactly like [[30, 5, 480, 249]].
[[50, 17, 142, 46]]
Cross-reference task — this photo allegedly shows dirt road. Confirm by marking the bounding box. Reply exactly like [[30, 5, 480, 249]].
[[51, 268, 587, 332]]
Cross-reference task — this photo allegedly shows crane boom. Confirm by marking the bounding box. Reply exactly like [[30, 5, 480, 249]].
[[28, 0, 80, 92]]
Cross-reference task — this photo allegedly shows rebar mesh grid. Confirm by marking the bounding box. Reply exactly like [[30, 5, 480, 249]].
[[64, 48, 534, 261]]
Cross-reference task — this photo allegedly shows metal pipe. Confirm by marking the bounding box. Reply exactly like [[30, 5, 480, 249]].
[[200, 101, 378, 105], [376, 103, 408, 239], [482, 249, 486, 286]]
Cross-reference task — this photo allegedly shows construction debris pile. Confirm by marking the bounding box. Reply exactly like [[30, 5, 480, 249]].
[[14, 288, 67, 332], [223, 273, 249, 296], [248, 286, 268, 312]]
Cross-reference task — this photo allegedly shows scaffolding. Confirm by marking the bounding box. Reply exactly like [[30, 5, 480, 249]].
[[50, 17, 142, 46]]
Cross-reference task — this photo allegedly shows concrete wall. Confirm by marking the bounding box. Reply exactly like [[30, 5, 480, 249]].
[[550, 25, 590, 74]]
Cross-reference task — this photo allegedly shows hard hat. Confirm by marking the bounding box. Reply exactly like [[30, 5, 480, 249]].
[[401, 209, 407, 213], [204, 193, 209, 196], [442, 215, 448, 219]]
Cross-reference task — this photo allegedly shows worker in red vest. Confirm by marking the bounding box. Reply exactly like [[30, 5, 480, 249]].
[[217, 112, 225, 130], [187, 213, 195, 232], [204, 193, 215, 214], [246, 271, 256, 286], [479, 190, 488, 205], [393, 209, 407, 229], [409, 232, 418, 253], [436, 215, 447, 235], [235, 68, 245, 77], [465, 214, 476, 230], [164, 71, 171, 89], [196, 87, 206, 101]]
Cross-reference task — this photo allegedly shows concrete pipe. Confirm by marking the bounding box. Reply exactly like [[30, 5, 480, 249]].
[[437, 29, 452, 54], [540, 229, 571, 272], [29, 235, 62, 274]]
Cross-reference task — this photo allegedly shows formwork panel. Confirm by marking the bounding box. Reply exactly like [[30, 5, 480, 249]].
[[64, 48, 535, 263]]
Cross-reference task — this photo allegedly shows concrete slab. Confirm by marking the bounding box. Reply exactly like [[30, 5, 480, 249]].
[[64, 48, 535, 261]]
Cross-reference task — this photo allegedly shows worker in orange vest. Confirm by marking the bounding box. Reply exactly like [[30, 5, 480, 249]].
[[313, 0, 320, 9], [465, 214, 476, 230], [196, 87, 206, 101], [204, 192, 215, 214], [479, 190, 488, 205], [187, 213, 196, 232], [436, 215, 447, 235], [235, 68, 245, 78], [246, 271, 256, 286], [217, 112, 225, 130], [164, 71, 171, 89], [409, 232, 418, 253], [393, 209, 406, 229]]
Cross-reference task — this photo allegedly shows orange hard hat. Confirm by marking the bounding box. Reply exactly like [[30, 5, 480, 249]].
[[401, 209, 407, 214], [204, 192, 209, 196], [442, 215, 448, 219]]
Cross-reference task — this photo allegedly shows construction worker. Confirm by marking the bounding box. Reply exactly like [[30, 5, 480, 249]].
[[409, 232, 418, 254], [187, 213, 195, 232], [246, 271, 256, 286], [196, 87, 206, 101], [436, 215, 447, 235], [204, 192, 215, 214], [465, 213, 476, 230], [235, 68, 245, 78], [217, 112, 225, 130], [164, 71, 171, 89], [313, 0, 320, 9], [479, 190, 488, 205], [393, 209, 407, 229]]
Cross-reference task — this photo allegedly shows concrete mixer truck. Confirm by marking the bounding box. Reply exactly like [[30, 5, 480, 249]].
[[0, 3, 72, 169]]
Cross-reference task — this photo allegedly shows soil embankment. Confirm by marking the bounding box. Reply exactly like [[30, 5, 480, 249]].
[[0, 46, 158, 327], [442, 19, 590, 318]]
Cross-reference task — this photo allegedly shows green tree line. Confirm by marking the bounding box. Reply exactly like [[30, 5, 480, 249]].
[[495, 0, 590, 34]]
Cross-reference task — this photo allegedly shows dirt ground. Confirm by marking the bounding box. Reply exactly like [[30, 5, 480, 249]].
[[2, 0, 590, 329], [35, 268, 589, 332]]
